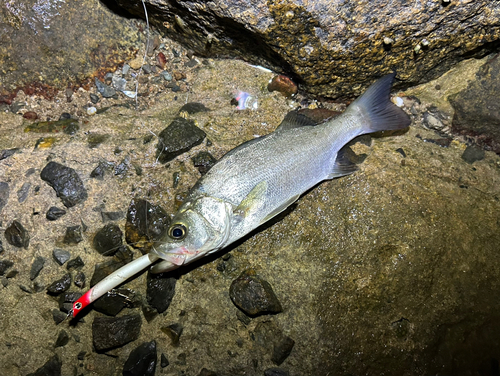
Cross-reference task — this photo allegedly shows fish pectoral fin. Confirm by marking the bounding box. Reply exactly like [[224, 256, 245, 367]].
[[261, 194, 300, 224], [234, 181, 267, 218], [327, 146, 359, 179]]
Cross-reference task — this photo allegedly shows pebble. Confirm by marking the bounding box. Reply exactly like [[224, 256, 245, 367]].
[[0, 149, 18, 161], [0, 260, 14, 276], [423, 111, 445, 130], [253, 321, 295, 366], [160, 353, 169, 368], [156, 117, 206, 164], [5, 220, 30, 249], [87, 106, 97, 116], [92, 314, 142, 352], [0, 181, 9, 212], [112, 75, 127, 92], [90, 93, 100, 104], [267, 75, 298, 97], [179, 102, 210, 114], [129, 57, 143, 70], [93, 224, 123, 256], [101, 211, 124, 222], [66, 256, 84, 271], [53, 249, 71, 265], [54, 329, 69, 347], [30, 256, 45, 280], [142, 304, 159, 323], [58, 291, 82, 313], [161, 71, 173, 81], [23, 111, 38, 120], [63, 225, 83, 244], [229, 269, 283, 316], [147, 272, 177, 313], [52, 309, 67, 325], [46, 206, 67, 221], [46, 273, 72, 295], [161, 323, 183, 345], [198, 368, 217, 376], [461, 145, 485, 164], [185, 58, 198, 68], [26, 355, 61, 376], [125, 198, 170, 252], [93, 288, 136, 316], [156, 52, 167, 69], [59, 112, 71, 120], [16, 182, 31, 203], [95, 78, 116, 98], [142, 64, 152, 74], [74, 271, 85, 288], [122, 63, 130, 75], [0, 239, 3, 254], [264, 368, 290, 376], [40, 162, 88, 208], [192, 151, 216, 175], [123, 340, 157, 376]]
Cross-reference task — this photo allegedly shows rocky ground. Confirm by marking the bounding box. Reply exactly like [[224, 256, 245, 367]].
[[1, 26, 500, 376]]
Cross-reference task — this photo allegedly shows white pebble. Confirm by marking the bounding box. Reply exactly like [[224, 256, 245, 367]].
[[87, 106, 97, 116], [392, 96, 404, 107]]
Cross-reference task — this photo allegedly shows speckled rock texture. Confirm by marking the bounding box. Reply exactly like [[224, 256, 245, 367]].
[[0, 0, 141, 102], [113, 0, 500, 98]]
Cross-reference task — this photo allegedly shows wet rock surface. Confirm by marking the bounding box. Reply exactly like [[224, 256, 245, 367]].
[[46, 206, 66, 221], [92, 223, 123, 256], [26, 355, 62, 376], [4, 220, 30, 249], [230, 269, 283, 316], [147, 273, 177, 314], [92, 314, 142, 352], [122, 340, 157, 376], [46, 273, 72, 295], [192, 151, 217, 175], [40, 162, 88, 208]]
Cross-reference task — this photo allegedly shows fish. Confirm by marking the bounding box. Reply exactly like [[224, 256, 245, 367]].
[[72, 73, 410, 317]]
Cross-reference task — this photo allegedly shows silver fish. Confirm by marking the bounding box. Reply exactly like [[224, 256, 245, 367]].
[[71, 73, 410, 316], [149, 73, 411, 273]]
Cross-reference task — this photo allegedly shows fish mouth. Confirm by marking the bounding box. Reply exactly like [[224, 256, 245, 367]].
[[151, 245, 193, 266]]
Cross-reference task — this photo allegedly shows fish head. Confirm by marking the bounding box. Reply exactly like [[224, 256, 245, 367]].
[[150, 195, 232, 270]]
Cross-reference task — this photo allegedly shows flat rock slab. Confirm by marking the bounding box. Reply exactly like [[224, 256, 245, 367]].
[[92, 314, 142, 352]]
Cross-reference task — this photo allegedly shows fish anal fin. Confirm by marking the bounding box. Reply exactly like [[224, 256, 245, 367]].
[[327, 146, 359, 179], [261, 194, 300, 224], [234, 181, 267, 218]]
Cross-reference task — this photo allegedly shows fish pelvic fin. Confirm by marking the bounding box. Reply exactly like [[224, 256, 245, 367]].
[[352, 73, 411, 133]]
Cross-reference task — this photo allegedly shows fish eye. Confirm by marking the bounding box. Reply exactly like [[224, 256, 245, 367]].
[[169, 224, 187, 240]]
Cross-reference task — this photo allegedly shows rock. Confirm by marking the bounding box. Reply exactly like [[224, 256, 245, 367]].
[[271, 335, 295, 365], [229, 270, 283, 316], [125, 198, 170, 253], [122, 340, 157, 376], [268, 75, 297, 98], [160, 353, 169, 368], [53, 249, 71, 265], [0, 260, 14, 276], [161, 323, 183, 345], [58, 291, 82, 313], [40, 162, 88, 208], [26, 355, 61, 376], [198, 368, 217, 376], [264, 368, 290, 376], [115, 0, 498, 98], [17, 182, 31, 203], [66, 256, 85, 271], [92, 314, 142, 352], [0, 240, 3, 254], [0, 149, 18, 161], [46, 273, 72, 295], [93, 288, 137, 316], [147, 272, 177, 313], [46, 206, 67, 221], [54, 329, 70, 347], [450, 55, 500, 154], [461, 145, 486, 164], [89, 249, 134, 287], [52, 309, 68, 325], [4, 220, 30, 249], [30, 256, 45, 280], [156, 117, 206, 164], [93, 224, 123, 256], [95, 78, 117, 98], [63, 225, 83, 245], [74, 271, 86, 288], [253, 321, 295, 366], [0, 182, 9, 212], [192, 151, 216, 175], [101, 211, 124, 222], [179, 102, 210, 114]]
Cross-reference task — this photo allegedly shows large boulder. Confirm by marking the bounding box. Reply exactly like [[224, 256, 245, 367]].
[[112, 0, 500, 97]]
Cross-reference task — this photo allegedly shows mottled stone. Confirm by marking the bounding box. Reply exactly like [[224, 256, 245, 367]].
[[268, 75, 297, 98], [4, 220, 29, 249], [92, 314, 142, 352], [192, 151, 217, 175], [122, 340, 157, 376], [156, 117, 206, 163], [40, 162, 87, 208]]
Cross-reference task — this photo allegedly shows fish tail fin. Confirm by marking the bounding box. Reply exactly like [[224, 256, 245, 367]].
[[351, 73, 411, 133]]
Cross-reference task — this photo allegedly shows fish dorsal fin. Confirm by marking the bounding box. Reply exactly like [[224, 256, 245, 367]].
[[327, 146, 359, 179], [234, 181, 268, 218], [275, 110, 317, 132], [261, 194, 300, 224]]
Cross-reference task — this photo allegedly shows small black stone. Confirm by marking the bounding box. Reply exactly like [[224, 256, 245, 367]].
[[92, 314, 142, 352], [74, 271, 85, 288], [93, 224, 123, 256], [58, 291, 82, 312], [179, 102, 210, 114], [101, 211, 124, 222], [93, 288, 136, 316], [46, 206, 67, 220], [264, 368, 290, 376], [63, 226, 83, 244], [172, 171, 180, 188], [17, 182, 31, 203], [53, 249, 71, 265], [6, 269, 18, 278], [5, 220, 30, 249], [30, 256, 45, 280], [90, 162, 106, 179], [198, 368, 217, 376], [26, 355, 61, 376], [229, 269, 283, 316], [77, 351, 86, 361], [123, 340, 157, 376], [271, 335, 295, 365], [161, 323, 183, 345], [192, 151, 216, 175], [90, 93, 100, 104], [156, 117, 206, 164], [0, 181, 9, 213], [40, 161, 87, 208], [46, 273, 71, 295], [461, 145, 485, 164], [59, 112, 71, 120], [142, 304, 158, 323], [0, 260, 14, 276], [147, 272, 176, 313], [114, 159, 128, 175], [54, 329, 70, 347], [0, 239, 3, 254], [0, 149, 18, 161], [95, 78, 116, 98], [66, 256, 85, 271], [52, 309, 67, 325], [395, 147, 406, 158], [160, 353, 169, 368]]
